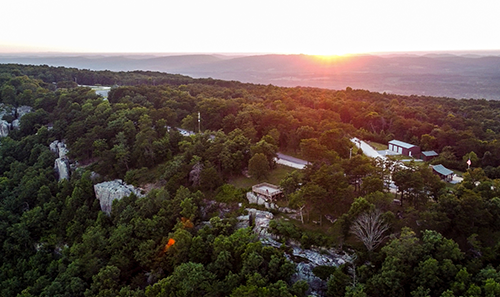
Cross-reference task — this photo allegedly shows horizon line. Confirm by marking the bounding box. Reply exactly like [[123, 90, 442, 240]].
[[2, 49, 500, 57]]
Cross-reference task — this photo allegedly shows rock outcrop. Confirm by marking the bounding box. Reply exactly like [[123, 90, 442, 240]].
[[50, 140, 71, 181], [236, 208, 275, 237], [49, 140, 59, 154], [94, 179, 144, 215], [289, 246, 349, 296], [0, 104, 14, 119], [248, 209, 274, 237], [0, 120, 10, 137], [237, 207, 350, 296], [246, 191, 297, 214], [50, 140, 68, 159], [11, 119, 20, 130], [54, 158, 70, 181], [16, 106, 32, 118], [0, 105, 31, 134]]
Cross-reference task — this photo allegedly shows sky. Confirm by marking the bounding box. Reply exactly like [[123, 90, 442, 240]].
[[2, 0, 500, 55]]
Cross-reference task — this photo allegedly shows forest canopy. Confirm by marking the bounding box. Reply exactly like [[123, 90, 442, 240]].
[[2, 63, 500, 296]]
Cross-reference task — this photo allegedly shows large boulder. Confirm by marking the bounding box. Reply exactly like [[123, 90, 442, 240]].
[[49, 140, 59, 154], [94, 179, 144, 215], [57, 142, 68, 158], [54, 158, 70, 181], [248, 209, 274, 238], [49, 140, 69, 158], [11, 119, 20, 130], [236, 214, 250, 230], [0, 120, 10, 137]]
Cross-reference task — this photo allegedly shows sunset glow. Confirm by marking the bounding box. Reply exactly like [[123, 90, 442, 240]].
[[1, 0, 500, 55]]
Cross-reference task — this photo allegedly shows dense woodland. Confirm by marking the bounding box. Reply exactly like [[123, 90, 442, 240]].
[[2, 64, 500, 296]]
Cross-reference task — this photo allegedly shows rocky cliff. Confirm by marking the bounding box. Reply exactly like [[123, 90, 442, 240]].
[[50, 140, 71, 181], [54, 158, 70, 181], [94, 179, 144, 215]]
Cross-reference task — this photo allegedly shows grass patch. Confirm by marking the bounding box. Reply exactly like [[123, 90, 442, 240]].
[[229, 164, 297, 189], [369, 141, 388, 151]]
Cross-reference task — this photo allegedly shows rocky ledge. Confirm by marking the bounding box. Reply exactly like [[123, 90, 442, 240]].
[[94, 179, 144, 215]]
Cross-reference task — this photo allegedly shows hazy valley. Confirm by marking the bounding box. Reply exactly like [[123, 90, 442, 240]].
[[2, 52, 500, 100]]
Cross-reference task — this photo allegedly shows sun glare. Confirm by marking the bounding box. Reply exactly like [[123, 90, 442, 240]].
[[308, 53, 354, 65]]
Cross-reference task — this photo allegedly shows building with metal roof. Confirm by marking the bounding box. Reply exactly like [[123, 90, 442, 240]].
[[388, 140, 421, 157], [431, 164, 454, 182], [421, 150, 438, 161]]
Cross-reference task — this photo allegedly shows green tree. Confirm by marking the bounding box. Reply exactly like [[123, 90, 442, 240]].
[[1, 84, 17, 105], [248, 153, 270, 181]]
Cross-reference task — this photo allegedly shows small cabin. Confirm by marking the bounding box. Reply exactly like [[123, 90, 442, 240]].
[[388, 140, 421, 157], [431, 164, 454, 182], [421, 150, 438, 162], [252, 183, 283, 201]]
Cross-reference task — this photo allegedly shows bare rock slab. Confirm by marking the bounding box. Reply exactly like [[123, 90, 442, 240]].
[[94, 179, 144, 215]]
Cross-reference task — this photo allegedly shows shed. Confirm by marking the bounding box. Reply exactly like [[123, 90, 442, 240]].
[[421, 150, 438, 161], [388, 140, 421, 157], [431, 164, 454, 182], [252, 183, 283, 201]]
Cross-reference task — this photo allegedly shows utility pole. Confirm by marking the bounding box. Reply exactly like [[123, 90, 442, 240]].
[[198, 112, 201, 133]]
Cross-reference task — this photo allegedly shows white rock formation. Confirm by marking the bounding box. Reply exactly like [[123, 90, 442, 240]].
[[49, 140, 59, 154], [11, 119, 20, 130], [236, 214, 250, 230], [0, 105, 32, 131], [0, 104, 14, 119], [0, 120, 10, 137], [49, 140, 71, 181], [57, 142, 68, 158], [248, 209, 274, 238], [49, 140, 69, 158], [94, 179, 144, 215], [16, 106, 32, 118], [54, 158, 70, 181]]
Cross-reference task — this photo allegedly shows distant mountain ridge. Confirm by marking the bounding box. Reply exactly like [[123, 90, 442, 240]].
[[1, 53, 500, 99]]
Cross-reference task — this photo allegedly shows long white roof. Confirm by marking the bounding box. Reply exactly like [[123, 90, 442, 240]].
[[389, 139, 417, 149]]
